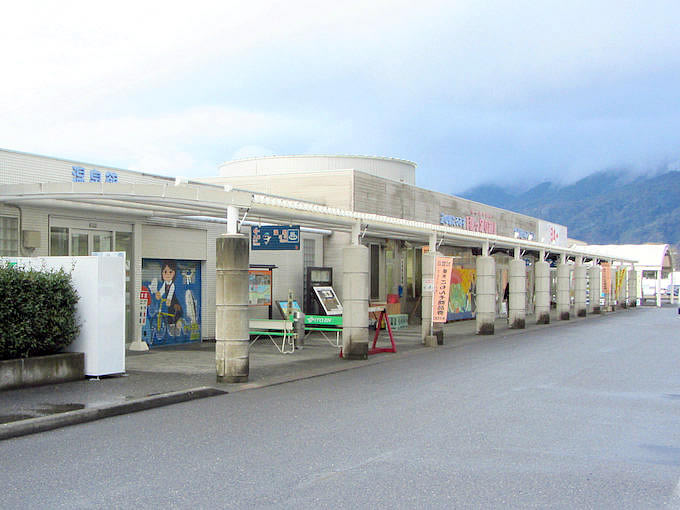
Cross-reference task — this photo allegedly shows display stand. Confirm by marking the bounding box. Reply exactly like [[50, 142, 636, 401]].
[[368, 306, 396, 354], [339, 306, 396, 358]]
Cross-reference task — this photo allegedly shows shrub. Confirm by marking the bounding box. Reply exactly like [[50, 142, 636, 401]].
[[0, 262, 80, 360]]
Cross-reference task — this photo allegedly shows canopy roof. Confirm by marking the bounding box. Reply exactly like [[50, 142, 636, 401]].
[[0, 181, 638, 264], [584, 244, 672, 270]]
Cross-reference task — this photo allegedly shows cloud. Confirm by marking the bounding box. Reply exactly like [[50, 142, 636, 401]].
[[2, 1, 680, 191]]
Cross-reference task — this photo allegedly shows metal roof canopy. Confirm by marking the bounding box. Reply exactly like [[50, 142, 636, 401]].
[[0, 182, 638, 264]]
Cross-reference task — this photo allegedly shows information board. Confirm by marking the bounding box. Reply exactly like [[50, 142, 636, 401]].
[[313, 286, 343, 315]]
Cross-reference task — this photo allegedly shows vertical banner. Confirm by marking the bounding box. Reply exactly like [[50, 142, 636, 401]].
[[432, 256, 454, 323], [601, 262, 612, 296], [615, 268, 627, 300]]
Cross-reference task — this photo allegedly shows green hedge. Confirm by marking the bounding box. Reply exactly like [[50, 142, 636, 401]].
[[0, 263, 80, 360]]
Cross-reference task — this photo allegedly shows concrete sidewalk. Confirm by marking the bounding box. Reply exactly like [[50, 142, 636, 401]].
[[0, 308, 622, 439]]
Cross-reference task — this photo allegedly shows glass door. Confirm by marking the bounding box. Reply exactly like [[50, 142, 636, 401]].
[[92, 231, 113, 252], [71, 230, 90, 256]]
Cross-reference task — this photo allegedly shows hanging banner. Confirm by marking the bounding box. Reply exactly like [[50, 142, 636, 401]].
[[615, 268, 627, 300], [432, 256, 453, 323], [601, 262, 612, 296]]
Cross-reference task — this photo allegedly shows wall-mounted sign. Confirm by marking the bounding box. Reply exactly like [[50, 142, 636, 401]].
[[513, 228, 535, 241], [537, 221, 568, 247], [440, 213, 466, 228], [440, 211, 497, 235], [251, 225, 300, 250], [72, 166, 118, 183], [465, 212, 496, 235]]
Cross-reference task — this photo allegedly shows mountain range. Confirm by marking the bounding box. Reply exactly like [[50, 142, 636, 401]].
[[459, 170, 680, 252]]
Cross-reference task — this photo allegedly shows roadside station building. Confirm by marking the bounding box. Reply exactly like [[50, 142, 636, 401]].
[[0, 149, 640, 378]]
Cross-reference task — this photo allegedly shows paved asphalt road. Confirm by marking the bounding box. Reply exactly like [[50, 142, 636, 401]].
[[2, 307, 679, 509]]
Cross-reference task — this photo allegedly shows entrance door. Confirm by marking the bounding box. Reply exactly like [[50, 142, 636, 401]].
[[71, 230, 90, 256], [70, 229, 113, 255]]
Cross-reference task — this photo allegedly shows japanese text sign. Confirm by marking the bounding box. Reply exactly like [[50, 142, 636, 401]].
[[432, 256, 453, 323], [251, 225, 300, 250]]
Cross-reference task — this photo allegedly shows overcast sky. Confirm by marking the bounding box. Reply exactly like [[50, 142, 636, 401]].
[[2, 1, 680, 193]]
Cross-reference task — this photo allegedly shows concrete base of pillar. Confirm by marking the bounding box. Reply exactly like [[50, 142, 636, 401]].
[[537, 312, 550, 324], [509, 317, 525, 329], [344, 342, 368, 360], [576, 308, 586, 317], [560, 312, 570, 320], [477, 322, 494, 335], [425, 335, 438, 347], [127, 340, 149, 352], [217, 374, 248, 383]]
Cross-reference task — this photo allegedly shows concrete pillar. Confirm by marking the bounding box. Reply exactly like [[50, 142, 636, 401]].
[[556, 257, 570, 320], [534, 260, 550, 324], [574, 261, 587, 317], [628, 268, 638, 307], [128, 222, 149, 351], [588, 265, 601, 314], [216, 234, 250, 383], [342, 244, 369, 359], [421, 238, 437, 344], [476, 254, 496, 335], [508, 255, 526, 329]]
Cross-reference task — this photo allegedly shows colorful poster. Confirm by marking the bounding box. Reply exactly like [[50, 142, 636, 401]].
[[249, 270, 272, 305], [433, 256, 453, 323], [447, 266, 476, 321], [141, 259, 201, 346]]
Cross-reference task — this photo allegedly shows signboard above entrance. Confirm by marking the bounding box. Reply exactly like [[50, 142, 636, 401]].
[[251, 225, 300, 250]]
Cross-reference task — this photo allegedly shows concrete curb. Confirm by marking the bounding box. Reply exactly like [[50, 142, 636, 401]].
[[0, 386, 226, 441]]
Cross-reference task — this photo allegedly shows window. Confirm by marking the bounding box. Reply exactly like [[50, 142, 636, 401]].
[[0, 216, 19, 256], [50, 227, 69, 256]]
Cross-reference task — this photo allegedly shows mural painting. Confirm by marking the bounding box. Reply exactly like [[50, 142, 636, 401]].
[[447, 266, 476, 321], [141, 259, 201, 346]]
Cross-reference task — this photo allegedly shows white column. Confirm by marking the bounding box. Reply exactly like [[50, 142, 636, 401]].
[[574, 257, 587, 317], [535, 256, 551, 324], [476, 250, 496, 335], [508, 248, 526, 329], [588, 265, 601, 314], [216, 233, 250, 383], [128, 222, 149, 351], [627, 268, 638, 307], [421, 234, 437, 344], [342, 243, 369, 359], [656, 270, 662, 307], [556, 254, 570, 320]]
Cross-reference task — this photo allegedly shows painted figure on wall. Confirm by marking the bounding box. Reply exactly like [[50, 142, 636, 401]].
[[142, 258, 201, 346], [156, 260, 183, 336]]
